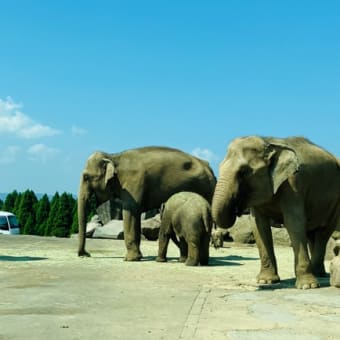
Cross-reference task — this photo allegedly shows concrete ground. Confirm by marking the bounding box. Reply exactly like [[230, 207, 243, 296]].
[[0, 235, 339, 340]]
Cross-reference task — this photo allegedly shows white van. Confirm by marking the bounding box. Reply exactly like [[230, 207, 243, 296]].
[[0, 211, 20, 235]]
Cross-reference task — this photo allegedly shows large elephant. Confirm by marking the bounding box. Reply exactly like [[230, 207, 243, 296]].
[[78, 146, 216, 260], [212, 136, 340, 289], [156, 191, 213, 266]]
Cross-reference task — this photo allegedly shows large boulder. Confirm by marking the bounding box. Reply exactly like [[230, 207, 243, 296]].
[[89, 214, 161, 241], [92, 220, 124, 239], [85, 215, 103, 237], [218, 214, 291, 246], [227, 215, 255, 244], [141, 214, 161, 240]]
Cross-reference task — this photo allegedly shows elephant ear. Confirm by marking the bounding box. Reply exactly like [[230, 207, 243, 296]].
[[266, 143, 300, 194], [103, 158, 115, 187]]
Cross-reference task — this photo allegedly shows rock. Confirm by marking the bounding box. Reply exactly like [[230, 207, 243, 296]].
[[96, 199, 122, 224], [141, 209, 159, 220], [330, 241, 340, 288], [90, 214, 161, 240], [271, 227, 291, 246], [92, 220, 124, 239], [86, 215, 103, 237], [228, 215, 255, 244], [218, 215, 291, 246], [325, 236, 337, 261], [141, 214, 161, 240]]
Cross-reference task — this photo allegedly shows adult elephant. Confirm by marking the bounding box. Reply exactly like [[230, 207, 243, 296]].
[[212, 136, 340, 289], [78, 146, 216, 260]]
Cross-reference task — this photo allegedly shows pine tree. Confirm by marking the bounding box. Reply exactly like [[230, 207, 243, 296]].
[[52, 193, 75, 237], [71, 199, 79, 234], [35, 194, 51, 236], [13, 192, 23, 215], [88, 193, 98, 220], [45, 192, 60, 236], [3, 190, 19, 212], [18, 190, 38, 235], [0, 198, 3, 210]]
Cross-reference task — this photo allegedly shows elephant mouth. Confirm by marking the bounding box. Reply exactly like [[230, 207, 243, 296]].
[[234, 185, 249, 216], [231, 197, 246, 217], [235, 205, 243, 217]]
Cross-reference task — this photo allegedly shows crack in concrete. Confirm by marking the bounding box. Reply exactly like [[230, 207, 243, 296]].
[[179, 286, 211, 339]]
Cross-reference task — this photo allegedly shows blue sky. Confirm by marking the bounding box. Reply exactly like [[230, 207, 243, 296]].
[[1, 1, 339, 195]]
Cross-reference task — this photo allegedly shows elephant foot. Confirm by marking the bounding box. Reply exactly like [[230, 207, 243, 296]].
[[295, 274, 320, 289], [256, 270, 280, 285], [179, 256, 187, 263], [156, 256, 167, 263], [200, 259, 209, 266], [78, 249, 91, 257], [185, 258, 199, 266], [124, 251, 143, 261]]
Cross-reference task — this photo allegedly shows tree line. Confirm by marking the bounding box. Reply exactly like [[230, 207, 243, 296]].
[[0, 190, 96, 237]]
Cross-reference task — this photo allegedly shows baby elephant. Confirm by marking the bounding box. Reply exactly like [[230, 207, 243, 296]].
[[330, 244, 340, 288], [156, 192, 213, 266]]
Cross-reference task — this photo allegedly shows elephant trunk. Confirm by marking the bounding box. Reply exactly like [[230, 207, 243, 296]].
[[77, 183, 90, 257], [211, 175, 238, 229]]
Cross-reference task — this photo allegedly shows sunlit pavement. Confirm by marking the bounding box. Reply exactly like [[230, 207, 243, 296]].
[[0, 235, 338, 340]]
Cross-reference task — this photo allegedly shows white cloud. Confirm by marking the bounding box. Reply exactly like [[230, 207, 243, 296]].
[[0, 97, 61, 138], [27, 144, 60, 162], [71, 125, 87, 136], [0, 145, 21, 164], [191, 147, 218, 163]]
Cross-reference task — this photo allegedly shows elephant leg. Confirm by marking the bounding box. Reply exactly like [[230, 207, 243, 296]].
[[306, 230, 315, 258], [185, 240, 200, 266], [170, 231, 180, 248], [251, 211, 280, 284], [283, 208, 319, 289], [123, 209, 143, 261], [179, 237, 188, 262], [199, 233, 210, 266], [310, 226, 334, 277], [156, 228, 170, 262]]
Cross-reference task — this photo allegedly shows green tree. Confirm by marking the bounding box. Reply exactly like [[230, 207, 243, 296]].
[[13, 192, 23, 215], [45, 192, 60, 236], [71, 199, 79, 234], [35, 194, 51, 236], [0, 198, 3, 210], [88, 193, 97, 220], [52, 193, 75, 237], [3, 190, 19, 212], [18, 190, 38, 235], [70, 194, 97, 234]]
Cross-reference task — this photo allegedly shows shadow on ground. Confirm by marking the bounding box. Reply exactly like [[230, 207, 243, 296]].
[[256, 275, 331, 290], [0, 255, 47, 262]]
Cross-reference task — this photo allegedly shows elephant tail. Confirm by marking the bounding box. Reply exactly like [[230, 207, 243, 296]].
[[202, 208, 213, 234]]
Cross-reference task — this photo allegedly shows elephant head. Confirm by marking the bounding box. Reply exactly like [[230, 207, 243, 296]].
[[78, 151, 115, 256], [212, 136, 300, 228]]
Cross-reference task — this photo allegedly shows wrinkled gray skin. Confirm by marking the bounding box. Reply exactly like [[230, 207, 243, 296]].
[[212, 136, 340, 289], [330, 244, 340, 288], [78, 147, 216, 260], [156, 192, 213, 266]]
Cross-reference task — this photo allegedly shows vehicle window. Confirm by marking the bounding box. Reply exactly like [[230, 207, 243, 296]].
[[8, 216, 19, 228], [0, 216, 9, 230]]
